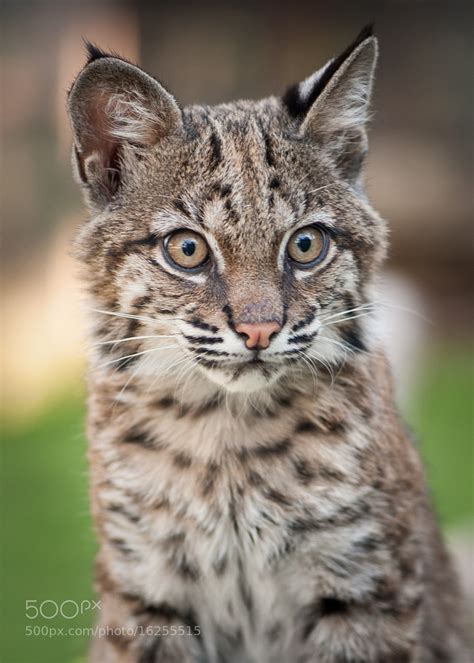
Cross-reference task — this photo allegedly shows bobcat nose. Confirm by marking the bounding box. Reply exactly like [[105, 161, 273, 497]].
[[236, 322, 281, 350]]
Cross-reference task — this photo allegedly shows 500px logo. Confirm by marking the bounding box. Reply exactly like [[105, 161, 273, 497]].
[[25, 599, 101, 620]]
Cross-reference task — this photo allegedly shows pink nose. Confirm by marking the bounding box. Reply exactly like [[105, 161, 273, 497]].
[[235, 322, 281, 350]]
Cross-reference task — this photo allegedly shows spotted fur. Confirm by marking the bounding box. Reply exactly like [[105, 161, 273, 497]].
[[68, 27, 469, 663]]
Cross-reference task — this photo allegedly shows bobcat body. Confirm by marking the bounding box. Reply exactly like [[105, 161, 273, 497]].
[[68, 27, 469, 663]]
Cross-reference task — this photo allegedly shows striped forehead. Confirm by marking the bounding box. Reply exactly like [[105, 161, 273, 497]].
[[171, 111, 305, 237]]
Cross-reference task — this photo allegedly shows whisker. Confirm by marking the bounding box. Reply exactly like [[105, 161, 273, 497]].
[[317, 334, 356, 357], [94, 334, 180, 346], [318, 299, 430, 327], [294, 349, 319, 388], [144, 352, 188, 395], [175, 357, 199, 403], [316, 335, 356, 380], [378, 300, 433, 325], [89, 308, 159, 324], [113, 354, 150, 407], [89, 307, 186, 325], [97, 345, 178, 369], [320, 310, 376, 328], [305, 348, 336, 384], [319, 302, 376, 323]]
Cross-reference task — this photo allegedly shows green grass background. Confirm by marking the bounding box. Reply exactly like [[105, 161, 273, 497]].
[[1, 345, 473, 663]]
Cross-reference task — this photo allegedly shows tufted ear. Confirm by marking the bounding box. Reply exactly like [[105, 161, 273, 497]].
[[67, 44, 182, 210], [283, 25, 378, 185]]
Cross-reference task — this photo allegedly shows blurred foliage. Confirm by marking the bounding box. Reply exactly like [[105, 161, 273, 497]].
[[1, 345, 473, 662], [409, 346, 474, 527], [1, 397, 95, 663]]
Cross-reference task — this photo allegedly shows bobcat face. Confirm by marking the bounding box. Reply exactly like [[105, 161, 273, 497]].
[[70, 29, 387, 393]]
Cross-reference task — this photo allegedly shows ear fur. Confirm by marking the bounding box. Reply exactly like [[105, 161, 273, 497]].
[[283, 26, 378, 184], [68, 44, 182, 209]]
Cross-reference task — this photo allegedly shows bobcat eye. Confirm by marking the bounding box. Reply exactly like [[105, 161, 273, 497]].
[[164, 230, 209, 270], [287, 225, 329, 267]]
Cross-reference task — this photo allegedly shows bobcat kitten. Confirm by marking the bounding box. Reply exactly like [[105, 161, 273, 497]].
[[68, 26, 469, 663]]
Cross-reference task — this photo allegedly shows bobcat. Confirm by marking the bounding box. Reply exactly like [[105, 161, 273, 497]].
[[68, 26, 469, 663]]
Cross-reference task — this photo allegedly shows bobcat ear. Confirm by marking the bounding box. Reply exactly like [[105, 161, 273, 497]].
[[68, 43, 182, 209], [283, 25, 378, 184]]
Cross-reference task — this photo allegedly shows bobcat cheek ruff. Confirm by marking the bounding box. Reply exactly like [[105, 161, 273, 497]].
[[69, 27, 469, 663]]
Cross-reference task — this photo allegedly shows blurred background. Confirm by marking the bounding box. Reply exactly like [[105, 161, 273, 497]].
[[1, 1, 472, 661]]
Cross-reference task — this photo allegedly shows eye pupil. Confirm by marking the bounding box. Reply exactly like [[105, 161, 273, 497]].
[[297, 235, 312, 253], [181, 240, 196, 257]]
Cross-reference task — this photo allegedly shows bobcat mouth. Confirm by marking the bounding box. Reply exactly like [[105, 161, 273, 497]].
[[198, 355, 275, 373], [196, 352, 285, 392], [246, 355, 265, 365], [230, 358, 278, 382]]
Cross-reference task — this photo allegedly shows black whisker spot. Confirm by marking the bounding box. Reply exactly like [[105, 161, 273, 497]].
[[288, 332, 317, 345], [195, 357, 223, 369], [184, 335, 224, 345], [190, 317, 219, 334], [192, 347, 230, 357], [291, 310, 317, 333]]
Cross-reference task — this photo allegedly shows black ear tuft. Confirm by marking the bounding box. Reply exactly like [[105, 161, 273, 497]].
[[283, 23, 375, 119], [83, 40, 112, 65], [83, 40, 132, 67]]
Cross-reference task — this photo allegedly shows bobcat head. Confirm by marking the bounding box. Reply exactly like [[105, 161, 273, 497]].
[[69, 26, 387, 395]]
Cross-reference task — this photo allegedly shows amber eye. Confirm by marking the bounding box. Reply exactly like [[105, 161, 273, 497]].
[[164, 230, 209, 270], [287, 225, 329, 266]]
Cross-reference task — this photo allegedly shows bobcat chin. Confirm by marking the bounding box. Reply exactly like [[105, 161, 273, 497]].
[[69, 25, 469, 663]]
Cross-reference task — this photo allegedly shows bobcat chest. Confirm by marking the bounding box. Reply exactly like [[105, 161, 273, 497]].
[[135, 474, 307, 662]]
